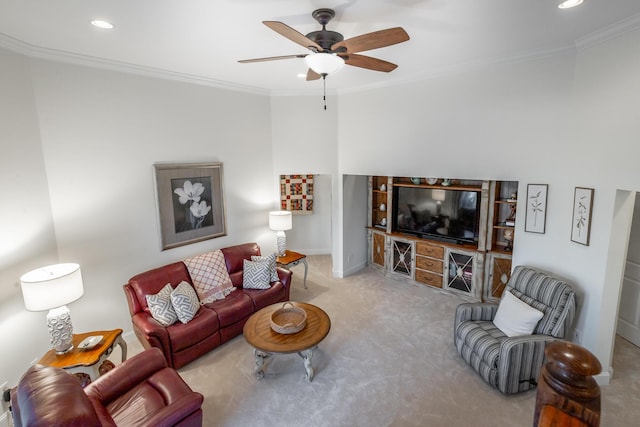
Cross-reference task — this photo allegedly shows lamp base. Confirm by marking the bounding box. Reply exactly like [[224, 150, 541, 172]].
[[276, 230, 287, 257], [47, 306, 74, 354]]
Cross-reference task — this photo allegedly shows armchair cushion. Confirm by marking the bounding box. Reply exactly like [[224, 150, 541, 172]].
[[493, 290, 544, 337]]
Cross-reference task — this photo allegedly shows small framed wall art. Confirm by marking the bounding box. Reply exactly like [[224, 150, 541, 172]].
[[154, 162, 226, 250], [525, 184, 548, 234], [280, 174, 314, 215], [571, 187, 594, 246]]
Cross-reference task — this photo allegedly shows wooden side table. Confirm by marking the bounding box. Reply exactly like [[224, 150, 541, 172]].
[[38, 329, 127, 384], [277, 250, 308, 289]]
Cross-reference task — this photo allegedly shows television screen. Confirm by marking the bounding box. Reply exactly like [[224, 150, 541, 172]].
[[393, 186, 480, 244]]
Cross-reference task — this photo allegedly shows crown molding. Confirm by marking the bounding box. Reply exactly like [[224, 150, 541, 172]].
[[0, 32, 270, 96], [576, 12, 640, 50]]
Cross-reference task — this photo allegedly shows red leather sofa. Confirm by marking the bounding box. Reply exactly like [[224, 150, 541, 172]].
[[123, 243, 292, 369], [11, 347, 203, 427]]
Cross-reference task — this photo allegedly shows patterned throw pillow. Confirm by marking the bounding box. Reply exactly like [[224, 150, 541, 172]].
[[170, 281, 201, 324], [146, 283, 178, 326], [184, 250, 235, 304], [243, 259, 271, 290], [251, 253, 279, 282]]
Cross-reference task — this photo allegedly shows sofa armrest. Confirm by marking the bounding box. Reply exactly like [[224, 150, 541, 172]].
[[85, 348, 168, 405], [497, 334, 558, 394], [276, 266, 292, 289], [455, 302, 498, 324], [142, 393, 204, 427], [131, 310, 171, 351]]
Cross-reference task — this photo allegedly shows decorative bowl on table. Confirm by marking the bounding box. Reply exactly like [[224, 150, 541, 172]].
[[271, 302, 307, 334]]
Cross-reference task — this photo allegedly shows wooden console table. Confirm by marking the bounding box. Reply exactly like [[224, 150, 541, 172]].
[[277, 250, 308, 289], [38, 329, 127, 383]]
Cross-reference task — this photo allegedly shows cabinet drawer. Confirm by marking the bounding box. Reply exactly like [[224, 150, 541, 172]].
[[415, 242, 444, 258], [415, 256, 443, 274], [415, 269, 443, 288]]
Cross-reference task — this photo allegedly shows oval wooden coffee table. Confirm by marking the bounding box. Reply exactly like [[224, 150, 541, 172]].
[[243, 301, 331, 382]]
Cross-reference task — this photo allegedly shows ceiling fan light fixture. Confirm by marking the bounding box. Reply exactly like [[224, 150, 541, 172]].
[[91, 19, 114, 29], [558, 0, 584, 9], [304, 53, 345, 75]]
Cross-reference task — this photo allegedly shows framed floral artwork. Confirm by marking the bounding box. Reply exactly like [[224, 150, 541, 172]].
[[571, 187, 594, 246], [154, 162, 226, 250], [525, 184, 548, 234]]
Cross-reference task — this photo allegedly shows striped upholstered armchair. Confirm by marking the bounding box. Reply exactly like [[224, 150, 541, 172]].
[[454, 266, 576, 394]]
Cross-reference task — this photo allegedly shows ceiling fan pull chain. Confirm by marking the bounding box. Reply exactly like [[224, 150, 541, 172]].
[[323, 74, 327, 110]]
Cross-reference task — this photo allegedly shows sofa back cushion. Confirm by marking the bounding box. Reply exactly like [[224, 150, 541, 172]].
[[507, 266, 576, 338], [221, 243, 261, 287], [127, 262, 192, 313]]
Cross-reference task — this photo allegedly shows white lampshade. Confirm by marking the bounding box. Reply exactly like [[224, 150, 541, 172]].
[[304, 53, 345, 75], [269, 211, 293, 231], [20, 263, 84, 311], [432, 189, 446, 202]]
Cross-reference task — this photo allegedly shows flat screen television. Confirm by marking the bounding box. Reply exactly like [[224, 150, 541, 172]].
[[392, 186, 480, 244]]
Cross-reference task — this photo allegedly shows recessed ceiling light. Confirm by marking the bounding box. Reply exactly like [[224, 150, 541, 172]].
[[297, 73, 307, 78], [558, 0, 584, 9], [91, 20, 114, 29]]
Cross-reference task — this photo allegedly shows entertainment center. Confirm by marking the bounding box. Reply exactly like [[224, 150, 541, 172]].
[[367, 176, 518, 302]]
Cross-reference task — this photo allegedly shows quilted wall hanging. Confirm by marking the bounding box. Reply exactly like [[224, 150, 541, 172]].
[[280, 175, 314, 215]]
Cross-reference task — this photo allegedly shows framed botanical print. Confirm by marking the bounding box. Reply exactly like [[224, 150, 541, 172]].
[[154, 162, 226, 250], [525, 184, 548, 234], [571, 187, 594, 246]]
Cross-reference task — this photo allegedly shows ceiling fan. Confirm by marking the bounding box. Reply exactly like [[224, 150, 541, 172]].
[[238, 8, 410, 81]]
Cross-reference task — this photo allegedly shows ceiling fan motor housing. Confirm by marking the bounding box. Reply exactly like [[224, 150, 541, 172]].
[[307, 9, 343, 52]]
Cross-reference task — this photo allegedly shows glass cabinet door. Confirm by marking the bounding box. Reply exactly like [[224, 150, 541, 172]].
[[391, 239, 413, 277], [446, 251, 474, 294]]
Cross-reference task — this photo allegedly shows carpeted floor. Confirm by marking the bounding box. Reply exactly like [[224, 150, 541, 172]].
[[125, 255, 640, 426]]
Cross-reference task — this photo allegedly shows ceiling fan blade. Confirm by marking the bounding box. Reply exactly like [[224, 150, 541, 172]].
[[263, 21, 323, 52], [332, 27, 409, 54], [238, 54, 307, 63], [306, 69, 322, 81], [343, 54, 398, 72]]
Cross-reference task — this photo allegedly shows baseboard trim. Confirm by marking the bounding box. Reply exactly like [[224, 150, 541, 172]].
[[594, 367, 612, 385]]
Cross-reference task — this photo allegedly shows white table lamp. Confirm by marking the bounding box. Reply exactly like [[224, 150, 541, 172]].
[[20, 263, 84, 354], [269, 211, 292, 256]]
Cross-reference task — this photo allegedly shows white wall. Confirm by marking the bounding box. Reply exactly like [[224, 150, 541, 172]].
[[0, 53, 275, 386], [335, 28, 640, 379], [271, 95, 338, 257], [0, 48, 62, 387]]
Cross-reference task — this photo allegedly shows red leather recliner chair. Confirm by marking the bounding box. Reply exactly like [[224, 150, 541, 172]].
[[11, 348, 203, 427]]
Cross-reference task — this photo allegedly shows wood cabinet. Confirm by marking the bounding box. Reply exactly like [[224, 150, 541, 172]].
[[366, 176, 518, 302], [369, 229, 387, 270], [415, 242, 444, 288], [369, 176, 391, 231], [484, 252, 513, 301], [488, 181, 518, 253]]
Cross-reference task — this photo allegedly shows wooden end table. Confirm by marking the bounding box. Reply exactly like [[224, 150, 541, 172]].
[[38, 329, 127, 384], [277, 250, 308, 289], [243, 302, 330, 382]]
